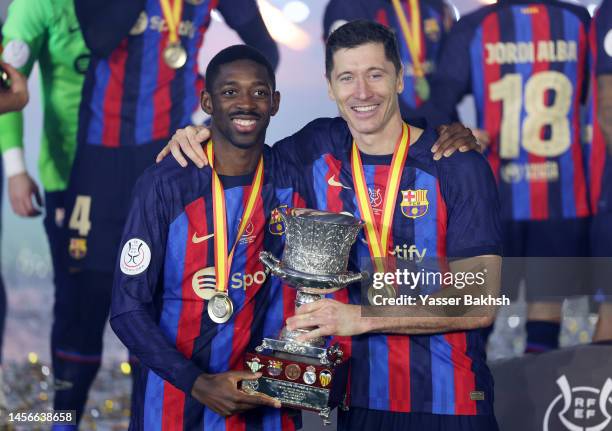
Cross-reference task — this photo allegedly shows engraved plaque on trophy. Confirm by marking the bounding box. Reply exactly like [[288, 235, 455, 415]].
[[242, 209, 364, 424]]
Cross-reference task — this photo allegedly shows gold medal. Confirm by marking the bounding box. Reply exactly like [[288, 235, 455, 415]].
[[415, 76, 430, 101], [207, 292, 234, 324], [163, 43, 187, 69], [160, 0, 186, 68]]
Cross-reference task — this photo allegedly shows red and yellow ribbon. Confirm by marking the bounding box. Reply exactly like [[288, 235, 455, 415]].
[[351, 123, 410, 272], [391, 0, 425, 79], [159, 0, 183, 44], [207, 141, 264, 294]]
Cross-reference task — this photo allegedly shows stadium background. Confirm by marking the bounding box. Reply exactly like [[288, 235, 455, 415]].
[[0, 0, 605, 429]]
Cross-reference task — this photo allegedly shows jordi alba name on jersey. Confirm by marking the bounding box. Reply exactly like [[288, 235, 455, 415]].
[[435, 0, 591, 221]]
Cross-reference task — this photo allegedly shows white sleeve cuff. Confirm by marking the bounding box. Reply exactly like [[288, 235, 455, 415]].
[[3, 147, 27, 178]]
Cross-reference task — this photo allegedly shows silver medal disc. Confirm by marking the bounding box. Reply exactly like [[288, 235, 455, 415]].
[[207, 293, 234, 324]]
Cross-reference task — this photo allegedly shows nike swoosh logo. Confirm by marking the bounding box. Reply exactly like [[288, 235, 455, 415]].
[[192, 233, 214, 243], [328, 175, 351, 189]]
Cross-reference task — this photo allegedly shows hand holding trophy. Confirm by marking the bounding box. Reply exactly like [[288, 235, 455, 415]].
[[243, 208, 364, 424]]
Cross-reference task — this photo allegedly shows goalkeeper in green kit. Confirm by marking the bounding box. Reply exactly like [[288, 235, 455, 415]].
[[0, 0, 103, 424]]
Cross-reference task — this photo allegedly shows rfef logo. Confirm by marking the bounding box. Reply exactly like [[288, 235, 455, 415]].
[[543, 375, 612, 431]]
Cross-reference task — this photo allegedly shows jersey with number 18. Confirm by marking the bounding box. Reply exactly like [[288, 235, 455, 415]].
[[429, 0, 590, 221]]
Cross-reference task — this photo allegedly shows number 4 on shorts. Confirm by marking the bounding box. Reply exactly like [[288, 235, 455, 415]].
[[69, 195, 92, 236]]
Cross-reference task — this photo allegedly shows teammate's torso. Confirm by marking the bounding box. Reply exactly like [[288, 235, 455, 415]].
[[275, 118, 499, 415], [144, 150, 300, 429], [80, 0, 217, 147], [373, 0, 450, 111], [467, 0, 590, 221]]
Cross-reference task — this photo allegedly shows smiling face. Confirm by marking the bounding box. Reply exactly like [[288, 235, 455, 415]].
[[327, 42, 403, 138], [202, 59, 280, 149]]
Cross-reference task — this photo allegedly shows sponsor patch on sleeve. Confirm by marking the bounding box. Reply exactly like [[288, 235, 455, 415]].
[[120, 238, 151, 275], [2, 40, 30, 69]]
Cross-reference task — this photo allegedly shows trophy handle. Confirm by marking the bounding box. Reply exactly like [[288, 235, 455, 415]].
[[260, 251, 282, 276], [336, 271, 367, 285]]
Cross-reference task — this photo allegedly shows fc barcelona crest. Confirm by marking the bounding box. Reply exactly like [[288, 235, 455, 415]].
[[269, 205, 288, 235], [69, 238, 87, 260], [400, 189, 429, 219]]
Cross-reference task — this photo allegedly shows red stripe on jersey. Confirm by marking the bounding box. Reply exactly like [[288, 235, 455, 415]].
[[528, 6, 550, 220], [225, 415, 246, 431], [388, 335, 411, 412], [161, 382, 185, 431], [373, 165, 389, 227], [482, 14, 501, 182], [281, 413, 297, 431], [176, 198, 208, 358], [436, 182, 447, 261], [102, 40, 128, 147], [444, 332, 477, 415], [162, 198, 208, 429], [229, 192, 266, 371], [376, 8, 389, 26], [292, 191, 306, 209], [571, 24, 589, 217], [589, 20, 605, 212], [152, 36, 176, 141], [324, 154, 345, 212]]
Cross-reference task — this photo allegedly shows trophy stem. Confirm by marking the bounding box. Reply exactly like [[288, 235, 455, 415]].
[[295, 290, 324, 308]]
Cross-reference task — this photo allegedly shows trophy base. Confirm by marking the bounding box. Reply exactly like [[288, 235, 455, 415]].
[[242, 350, 348, 425]]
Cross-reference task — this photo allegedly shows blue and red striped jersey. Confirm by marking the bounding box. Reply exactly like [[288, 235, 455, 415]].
[[323, 0, 454, 126], [110, 146, 304, 430], [429, 0, 591, 221], [273, 117, 502, 415], [585, 0, 612, 215], [78, 0, 272, 148]]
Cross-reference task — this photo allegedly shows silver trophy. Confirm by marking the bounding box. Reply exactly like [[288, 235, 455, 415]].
[[243, 209, 364, 424]]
